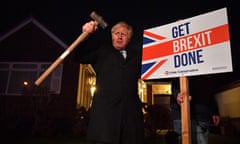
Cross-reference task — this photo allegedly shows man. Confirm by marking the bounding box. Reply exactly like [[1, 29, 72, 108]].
[[73, 21, 144, 144], [171, 76, 220, 144]]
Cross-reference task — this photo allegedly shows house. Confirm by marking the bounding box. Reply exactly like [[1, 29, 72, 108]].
[[0, 17, 83, 136]]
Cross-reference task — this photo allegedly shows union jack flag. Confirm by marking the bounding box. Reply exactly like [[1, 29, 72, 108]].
[[141, 30, 169, 80]]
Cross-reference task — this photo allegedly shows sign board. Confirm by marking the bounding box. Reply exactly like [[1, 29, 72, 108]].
[[141, 7, 232, 80]]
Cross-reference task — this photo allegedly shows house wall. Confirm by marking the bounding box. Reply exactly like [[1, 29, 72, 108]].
[[0, 18, 82, 136], [215, 86, 240, 118]]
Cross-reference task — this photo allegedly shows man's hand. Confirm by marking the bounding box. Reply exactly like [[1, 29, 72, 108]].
[[212, 115, 220, 126], [82, 20, 98, 34], [177, 93, 192, 105]]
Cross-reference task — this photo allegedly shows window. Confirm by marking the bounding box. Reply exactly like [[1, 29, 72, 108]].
[[0, 62, 63, 96]]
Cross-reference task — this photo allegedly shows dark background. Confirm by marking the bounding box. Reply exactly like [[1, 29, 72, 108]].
[[0, 1, 239, 141]]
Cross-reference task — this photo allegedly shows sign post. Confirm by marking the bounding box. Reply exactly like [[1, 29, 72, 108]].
[[180, 76, 191, 144]]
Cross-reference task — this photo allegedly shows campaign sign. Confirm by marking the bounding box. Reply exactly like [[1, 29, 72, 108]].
[[141, 7, 232, 80]]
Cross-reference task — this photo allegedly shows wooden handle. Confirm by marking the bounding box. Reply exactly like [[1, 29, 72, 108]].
[[34, 11, 108, 86], [34, 32, 89, 86]]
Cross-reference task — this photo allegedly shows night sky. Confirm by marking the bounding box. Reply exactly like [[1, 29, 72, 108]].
[[1, 0, 239, 87]]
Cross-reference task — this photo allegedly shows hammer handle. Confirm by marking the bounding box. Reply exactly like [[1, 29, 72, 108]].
[[34, 32, 89, 86], [34, 11, 107, 86]]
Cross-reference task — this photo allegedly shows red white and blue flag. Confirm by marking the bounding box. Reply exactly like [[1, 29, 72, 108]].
[[141, 7, 232, 80]]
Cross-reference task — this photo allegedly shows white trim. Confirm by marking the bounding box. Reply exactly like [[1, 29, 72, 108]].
[[0, 17, 68, 49]]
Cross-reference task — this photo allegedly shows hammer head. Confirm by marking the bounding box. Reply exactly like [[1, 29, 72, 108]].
[[90, 11, 108, 29]]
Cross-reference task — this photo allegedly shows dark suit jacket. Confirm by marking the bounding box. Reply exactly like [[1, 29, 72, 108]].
[[73, 35, 144, 144]]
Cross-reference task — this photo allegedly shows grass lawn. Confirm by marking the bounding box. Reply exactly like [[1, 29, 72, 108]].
[[5, 135, 165, 144], [4, 135, 94, 144]]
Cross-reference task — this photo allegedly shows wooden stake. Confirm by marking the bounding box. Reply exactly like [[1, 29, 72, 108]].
[[180, 76, 191, 144]]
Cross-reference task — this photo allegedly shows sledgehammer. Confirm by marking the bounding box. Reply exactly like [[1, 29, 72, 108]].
[[34, 11, 107, 86]]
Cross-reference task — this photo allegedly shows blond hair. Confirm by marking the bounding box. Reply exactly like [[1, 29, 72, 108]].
[[111, 21, 133, 39]]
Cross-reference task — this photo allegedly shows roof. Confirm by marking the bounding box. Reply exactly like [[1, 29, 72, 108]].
[[0, 17, 69, 61], [0, 17, 67, 48]]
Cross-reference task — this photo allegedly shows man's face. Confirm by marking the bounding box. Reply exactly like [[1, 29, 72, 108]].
[[112, 27, 130, 51]]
